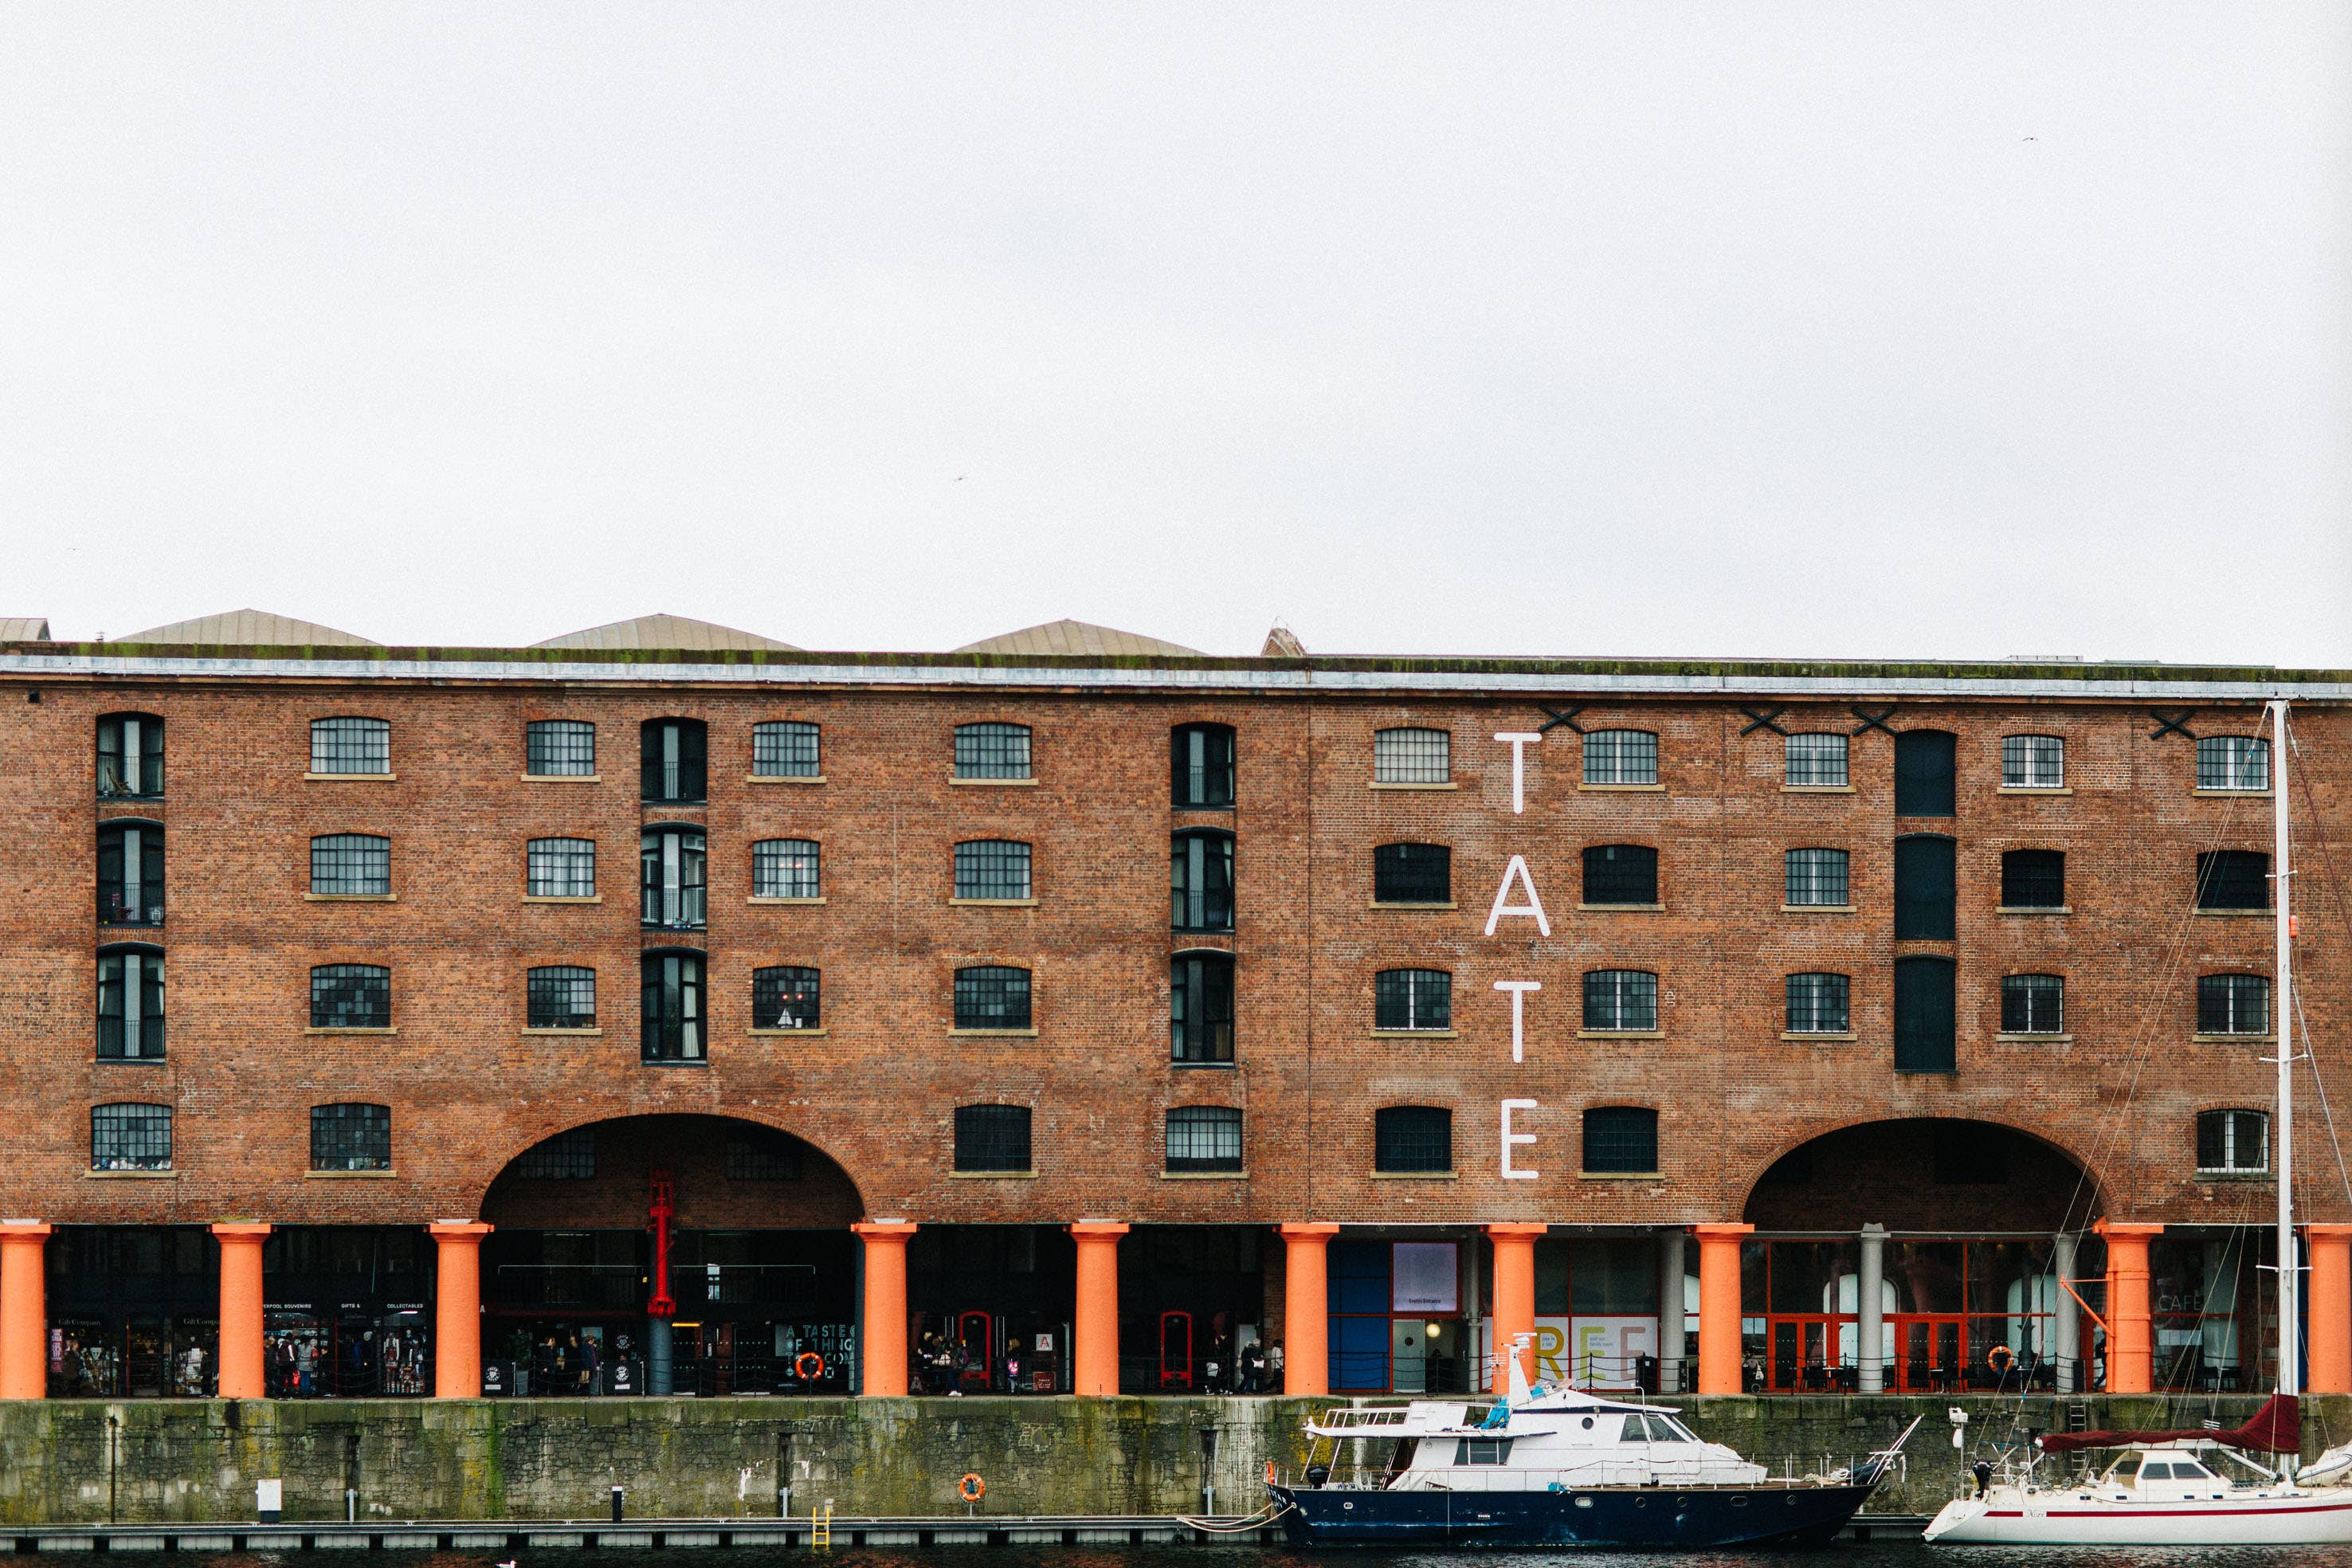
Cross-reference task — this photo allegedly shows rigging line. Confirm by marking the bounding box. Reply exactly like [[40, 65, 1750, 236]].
[[2293, 982, 2352, 1211], [2287, 717, 2352, 1192]]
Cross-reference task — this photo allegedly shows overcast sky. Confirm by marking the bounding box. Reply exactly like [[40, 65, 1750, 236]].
[[2, 5, 2346, 663]]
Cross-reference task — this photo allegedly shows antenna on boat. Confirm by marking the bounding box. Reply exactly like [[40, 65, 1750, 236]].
[[2273, 697, 2299, 1405]]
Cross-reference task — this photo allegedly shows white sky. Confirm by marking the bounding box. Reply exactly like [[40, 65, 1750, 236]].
[[2, 5, 2346, 663]]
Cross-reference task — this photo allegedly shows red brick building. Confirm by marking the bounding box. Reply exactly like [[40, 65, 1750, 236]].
[[0, 610, 2345, 1404]]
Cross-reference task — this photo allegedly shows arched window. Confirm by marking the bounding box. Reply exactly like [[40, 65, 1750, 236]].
[[1784, 973, 1848, 1035], [1374, 968, 1451, 1032], [754, 839, 822, 900], [1171, 954, 1234, 1061], [525, 719, 595, 777], [954, 1104, 1032, 1172], [311, 716, 390, 776], [526, 966, 596, 1030], [954, 840, 1032, 900], [92, 1103, 171, 1170], [2196, 850, 2269, 910], [1582, 1107, 1659, 1174], [955, 965, 1032, 1031], [1172, 829, 1235, 931], [641, 828, 707, 928], [96, 713, 164, 798], [1173, 723, 1237, 807], [2001, 974, 2064, 1035], [2197, 1110, 2268, 1174], [311, 964, 390, 1030], [527, 837, 596, 898], [1894, 731, 1957, 816], [2003, 735, 2064, 790], [2001, 849, 2064, 910], [753, 965, 821, 1029], [2197, 974, 2269, 1035], [1166, 1106, 1243, 1172], [1583, 845, 1657, 905], [641, 951, 705, 1061], [1582, 970, 1659, 1033], [1373, 727, 1450, 785], [97, 821, 165, 925], [97, 947, 165, 1060], [311, 833, 390, 896], [955, 722, 1032, 780], [1374, 1107, 1452, 1173], [640, 718, 708, 802], [1373, 842, 1450, 905], [312, 1103, 390, 1171], [753, 720, 821, 778], [1583, 731, 1658, 786]]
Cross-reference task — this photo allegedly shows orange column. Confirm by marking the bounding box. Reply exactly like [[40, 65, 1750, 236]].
[[210, 1224, 272, 1400], [2096, 1220, 2161, 1394], [429, 1222, 492, 1398], [1280, 1223, 1339, 1396], [2307, 1226, 2352, 1394], [852, 1221, 917, 1397], [1068, 1221, 1129, 1396], [1485, 1224, 1547, 1390], [1694, 1223, 1753, 1396], [0, 1222, 51, 1400]]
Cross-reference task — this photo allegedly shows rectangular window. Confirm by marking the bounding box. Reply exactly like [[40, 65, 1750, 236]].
[[96, 822, 165, 925], [1172, 831, 1236, 930], [1374, 968, 1452, 1031], [641, 952, 706, 1061], [311, 1103, 391, 1171], [955, 965, 1032, 1030], [1171, 955, 1234, 1062], [1173, 723, 1237, 807], [527, 837, 597, 897], [1373, 842, 1451, 904], [311, 717, 390, 774], [1453, 1439, 1515, 1465], [954, 1104, 1032, 1172], [753, 966, 821, 1029], [640, 719, 708, 802], [754, 839, 822, 899], [2195, 850, 2269, 910], [526, 719, 596, 777], [97, 950, 167, 1060], [96, 714, 165, 798], [954, 840, 1032, 900], [725, 1131, 805, 1180], [2001, 974, 2064, 1034], [514, 1127, 596, 1178], [527, 966, 597, 1029], [1784, 732, 1848, 787], [1166, 1105, 1244, 1172], [1894, 836, 1958, 939], [1582, 845, 1658, 905], [311, 964, 391, 1029], [640, 829, 708, 928], [92, 1103, 171, 1171], [1373, 727, 1450, 784], [1783, 848, 1849, 906], [1582, 970, 1659, 1032], [954, 722, 1032, 779], [1893, 956, 1957, 1072], [2197, 974, 2269, 1034], [2197, 1110, 2268, 1174], [1374, 1107, 1452, 1173], [2003, 735, 2064, 788], [1582, 1107, 1659, 1174], [312, 833, 390, 896], [1784, 972, 1849, 1034], [2197, 735, 2270, 791], [2001, 849, 2065, 909], [1583, 730, 1658, 786], [752, 720, 821, 778]]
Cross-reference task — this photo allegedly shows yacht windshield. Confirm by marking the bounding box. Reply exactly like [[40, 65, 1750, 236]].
[[1617, 1416, 1648, 1443], [1647, 1415, 1694, 1442]]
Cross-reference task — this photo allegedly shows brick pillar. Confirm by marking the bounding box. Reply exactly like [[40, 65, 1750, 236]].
[[1280, 1224, 1339, 1396], [1484, 1224, 1546, 1390], [2095, 1220, 2161, 1394], [429, 1222, 492, 1398], [0, 1222, 51, 1400], [2307, 1225, 2352, 1394], [852, 1221, 917, 1397], [1068, 1221, 1129, 1396], [1694, 1223, 1753, 1395], [211, 1224, 272, 1400]]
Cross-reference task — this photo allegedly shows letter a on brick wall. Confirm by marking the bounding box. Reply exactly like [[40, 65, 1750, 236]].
[[1484, 855, 1551, 937]]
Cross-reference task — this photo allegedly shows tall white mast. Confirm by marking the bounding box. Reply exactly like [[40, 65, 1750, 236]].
[[2273, 697, 2297, 1398]]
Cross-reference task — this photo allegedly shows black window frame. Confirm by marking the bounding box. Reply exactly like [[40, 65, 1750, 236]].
[[1783, 731, 1847, 788], [1582, 730, 1659, 786], [954, 722, 1033, 780], [954, 839, 1033, 900], [1171, 952, 1235, 1063], [1172, 829, 1237, 931], [2195, 850, 2270, 911], [309, 963, 391, 1030], [2002, 734, 2065, 789], [2196, 735, 2270, 792], [753, 838, 822, 900], [726, 1128, 806, 1180], [955, 964, 1033, 1031], [1373, 841, 1452, 906], [752, 720, 822, 778], [1784, 972, 1849, 1035], [640, 826, 708, 929], [640, 950, 707, 1063], [96, 712, 165, 799], [1165, 1105, 1244, 1172], [1582, 1106, 1660, 1174], [97, 945, 167, 1060], [1374, 967, 1452, 1032], [640, 718, 708, 803], [514, 1127, 597, 1179], [2001, 849, 2066, 910], [525, 719, 597, 778], [526, 965, 597, 1030], [2197, 974, 2270, 1035], [2000, 973, 2065, 1035], [1372, 727, 1451, 785], [2197, 1109, 2268, 1174], [310, 1102, 391, 1172], [96, 819, 166, 926], [1582, 844, 1658, 906], [1172, 723, 1237, 808], [1894, 833, 1958, 939], [752, 965, 822, 1030], [1374, 1106, 1453, 1174], [310, 716, 390, 776], [1893, 729, 1958, 817], [527, 837, 597, 898], [92, 1102, 172, 1171], [1582, 969, 1659, 1033], [310, 832, 390, 897], [954, 1103, 1033, 1173], [1782, 847, 1848, 907]]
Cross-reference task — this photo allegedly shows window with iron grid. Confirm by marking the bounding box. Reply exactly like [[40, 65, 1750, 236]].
[[753, 966, 821, 1029], [527, 719, 596, 776], [1784, 972, 1849, 1033], [1374, 968, 1452, 1031], [312, 1103, 391, 1171], [1582, 730, 1658, 786], [527, 838, 596, 898], [1373, 842, 1450, 904], [527, 966, 597, 1029], [954, 1103, 1032, 1172], [1373, 727, 1450, 784], [2001, 849, 2065, 908], [755, 839, 822, 899], [1374, 1106, 1452, 1173], [311, 964, 390, 1029], [2197, 735, 2270, 791], [726, 1131, 804, 1180], [1582, 844, 1657, 905], [92, 1103, 171, 1170], [1783, 848, 1848, 906], [753, 720, 821, 778], [514, 1127, 596, 1179], [2195, 850, 2269, 910], [1582, 969, 1658, 1031], [312, 834, 390, 896], [1784, 732, 1848, 787], [1166, 1106, 1243, 1172], [2001, 974, 2064, 1033], [2197, 974, 2269, 1034], [955, 965, 1031, 1029], [2197, 1109, 2268, 1173], [97, 949, 167, 1060], [955, 840, 1031, 900], [2003, 734, 2064, 788], [954, 722, 1032, 779], [311, 716, 390, 774], [1582, 1107, 1658, 1174]]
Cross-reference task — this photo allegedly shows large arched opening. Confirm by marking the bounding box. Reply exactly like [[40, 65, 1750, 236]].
[[476, 1115, 864, 1394]]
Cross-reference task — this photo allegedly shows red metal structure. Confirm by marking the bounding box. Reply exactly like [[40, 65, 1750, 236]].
[[647, 1169, 676, 1319]]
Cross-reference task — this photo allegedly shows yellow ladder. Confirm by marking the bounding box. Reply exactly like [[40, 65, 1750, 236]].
[[813, 1502, 833, 1550]]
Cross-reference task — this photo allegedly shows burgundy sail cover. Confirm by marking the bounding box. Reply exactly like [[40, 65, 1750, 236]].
[[2040, 1394, 2300, 1455]]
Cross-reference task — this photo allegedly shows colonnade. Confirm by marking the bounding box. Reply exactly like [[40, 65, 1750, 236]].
[[0, 1217, 2346, 1398]]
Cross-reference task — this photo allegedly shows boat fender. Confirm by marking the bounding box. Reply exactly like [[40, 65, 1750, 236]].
[[958, 1473, 985, 1503], [1265, 1460, 1276, 1484]]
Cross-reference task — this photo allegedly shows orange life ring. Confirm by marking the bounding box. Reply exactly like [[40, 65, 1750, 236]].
[[795, 1351, 825, 1380], [958, 1473, 986, 1503], [1986, 1344, 2015, 1374]]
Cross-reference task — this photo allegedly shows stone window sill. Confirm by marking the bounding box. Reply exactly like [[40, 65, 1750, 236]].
[[522, 773, 602, 783], [1580, 902, 1664, 911], [1579, 1170, 1664, 1182], [1370, 1169, 1456, 1180], [305, 1026, 397, 1036], [1997, 905, 2071, 915], [2194, 789, 2272, 798], [524, 894, 602, 904], [1996, 1032, 2074, 1044], [2193, 907, 2272, 918], [2194, 1033, 2273, 1044], [749, 896, 827, 906], [949, 897, 1039, 907], [306, 1169, 397, 1179], [2194, 1170, 2274, 1183], [1173, 1060, 1237, 1070], [304, 772, 397, 782], [1781, 784, 1856, 794], [749, 1027, 828, 1037], [1782, 1031, 1857, 1042], [1161, 1170, 1249, 1181], [949, 1169, 1037, 1179], [523, 1027, 602, 1036], [641, 1058, 709, 1068], [95, 1055, 169, 1064], [1370, 1029, 1458, 1040], [950, 776, 1037, 787], [1578, 1029, 1663, 1039], [1370, 900, 1458, 911], [1998, 785, 2072, 795], [86, 1169, 176, 1180], [1368, 781, 1458, 791], [1580, 782, 1664, 793], [951, 1028, 1039, 1037], [1782, 903, 1856, 914], [306, 892, 396, 903], [748, 774, 826, 785]]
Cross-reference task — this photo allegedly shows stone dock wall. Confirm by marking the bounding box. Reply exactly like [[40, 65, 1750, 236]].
[[0, 1394, 2342, 1525]]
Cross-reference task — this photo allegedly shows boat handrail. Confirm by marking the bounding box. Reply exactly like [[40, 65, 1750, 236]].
[[1272, 1464, 1802, 1494]]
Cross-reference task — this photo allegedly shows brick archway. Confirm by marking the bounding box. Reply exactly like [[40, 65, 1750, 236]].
[[478, 1114, 864, 1229], [1739, 1116, 2105, 1233]]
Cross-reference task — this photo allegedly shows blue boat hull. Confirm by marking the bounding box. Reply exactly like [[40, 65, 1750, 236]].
[[1268, 1480, 1877, 1549]]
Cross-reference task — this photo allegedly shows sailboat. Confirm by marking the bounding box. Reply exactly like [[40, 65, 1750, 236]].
[[1926, 699, 2352, 1545]]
